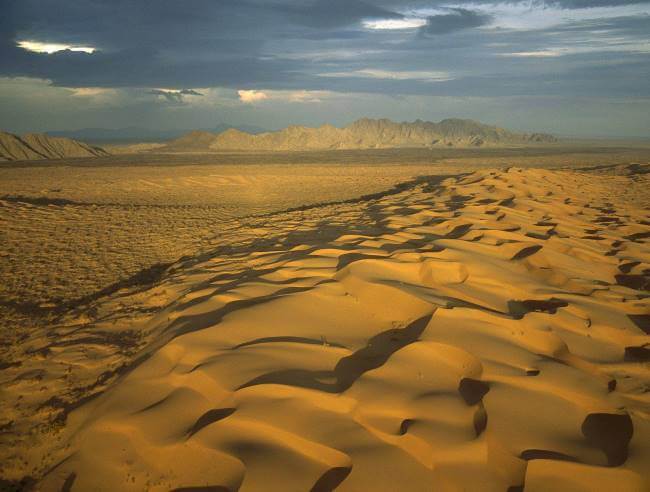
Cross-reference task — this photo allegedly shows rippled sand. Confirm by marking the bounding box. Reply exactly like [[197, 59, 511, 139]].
[[0, 163, 444, 315], [1, 163, 648, 491]]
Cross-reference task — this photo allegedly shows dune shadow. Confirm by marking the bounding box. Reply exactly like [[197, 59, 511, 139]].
[[628, 314, 649, 334], [615, 274, 650, 291], [520, 449, 578, 462], [507, 298, 568, 319], [581, 413, 633, 466], [310, 466, 352, 492], [187, 408, 236, 438], [458, 378, 489, 406], [232, 336, 348, 351], [512, 244, 543, 260], [171, 486, 231, 492], [238, 315, 433, 394], [624, 345, 650, 361]]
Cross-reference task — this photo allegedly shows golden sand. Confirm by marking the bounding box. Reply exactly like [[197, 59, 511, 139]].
[[0, 165, 649, 491]]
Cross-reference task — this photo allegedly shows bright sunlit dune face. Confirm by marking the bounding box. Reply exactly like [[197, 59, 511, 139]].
[[3, 159, 649, 490], [17, 40, 96, 54], [362, 18, 427, 30]]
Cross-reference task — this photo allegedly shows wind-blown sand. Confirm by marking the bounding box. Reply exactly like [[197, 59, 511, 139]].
[[1, 166, 649, 491], [0, 163, 438, 321]]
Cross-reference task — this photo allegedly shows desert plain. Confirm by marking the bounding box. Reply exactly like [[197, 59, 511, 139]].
[[1, 144, 649, 491]]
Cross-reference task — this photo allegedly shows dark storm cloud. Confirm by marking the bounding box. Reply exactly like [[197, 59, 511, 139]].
[[419, 9, 493, 35], [0, 0, 354, 87], [147, 88, 204, 102], [148, 90, 183, 103], [371, 0, 650, 7], [542, 0, 650, 7], [0, 0, 649, 136], [0, 42, 304, 89], [280, 0, 402, 28]]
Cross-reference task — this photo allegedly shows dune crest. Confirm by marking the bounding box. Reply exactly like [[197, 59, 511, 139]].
[[1, 166, 648, 491]]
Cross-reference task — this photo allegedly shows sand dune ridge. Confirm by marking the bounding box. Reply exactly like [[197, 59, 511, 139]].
[[0, 166, 648, 491]]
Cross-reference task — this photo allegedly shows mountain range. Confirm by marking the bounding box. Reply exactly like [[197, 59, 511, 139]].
[[1, 118, 557, 161], [160, 118, 557, 152], [45, 124, 267, 144]]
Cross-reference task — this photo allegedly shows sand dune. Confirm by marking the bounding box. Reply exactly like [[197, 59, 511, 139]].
[[0, 163, 439, 314], [1, 166, 648, 491]]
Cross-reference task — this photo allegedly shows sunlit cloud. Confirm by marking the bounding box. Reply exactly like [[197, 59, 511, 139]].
[[320, 69, 453, 82], [499, 41, 650, 57], [472, 3, 650, 30], [285, 90, 332, 103], [17, 40, 96, 54], [282, 49, 387, 62], [238, 90, 269, 103], [71, 87, 116, 97], [501, 51, 563, 57], [362, 18, 427, 30], [237, 89, 334, 104], [409, 4, 650, 31]]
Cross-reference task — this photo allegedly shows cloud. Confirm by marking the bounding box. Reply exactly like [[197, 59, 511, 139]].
[[282, 0, 403, 28], [281, 90, 334, 103], [278, 90, 331, 103], [320, 69, 453, 81], [543, 0, 650, 8], [2, 1, 648, 93], [362, 18, 427, 30], [17, 40, 96, 54], [179, 89, 204, 96], [238, 90, 269, 103], [236, 89, 334, 104], [147, 88, 204, 102], [1, 1, 650, 137], [420, 8, 492, 35], [70, 87, 119, 102], [499, 51, 563, 57]]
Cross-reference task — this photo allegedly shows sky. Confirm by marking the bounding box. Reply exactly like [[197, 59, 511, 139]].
[[0, 0, 649, 137]]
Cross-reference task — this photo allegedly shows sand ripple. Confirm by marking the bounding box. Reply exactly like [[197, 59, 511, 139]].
[[1, 167, 649, 491]]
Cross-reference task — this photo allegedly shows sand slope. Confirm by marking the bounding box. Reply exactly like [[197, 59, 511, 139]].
[[0, 131, 109, 161], [1, 167, 648, 491]]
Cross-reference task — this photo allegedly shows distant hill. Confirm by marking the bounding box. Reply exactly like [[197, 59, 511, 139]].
[[160, 118, 557, 152], [46, 124, 267, 144], [2, 119, 556, 160], [0, 132, 109, 161]]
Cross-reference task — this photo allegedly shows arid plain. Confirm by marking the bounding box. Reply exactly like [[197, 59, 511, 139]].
[[1, 144, 650, 491]]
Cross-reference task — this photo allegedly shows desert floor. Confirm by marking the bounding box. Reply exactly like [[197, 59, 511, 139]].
[[0, 147, 649, 491]]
